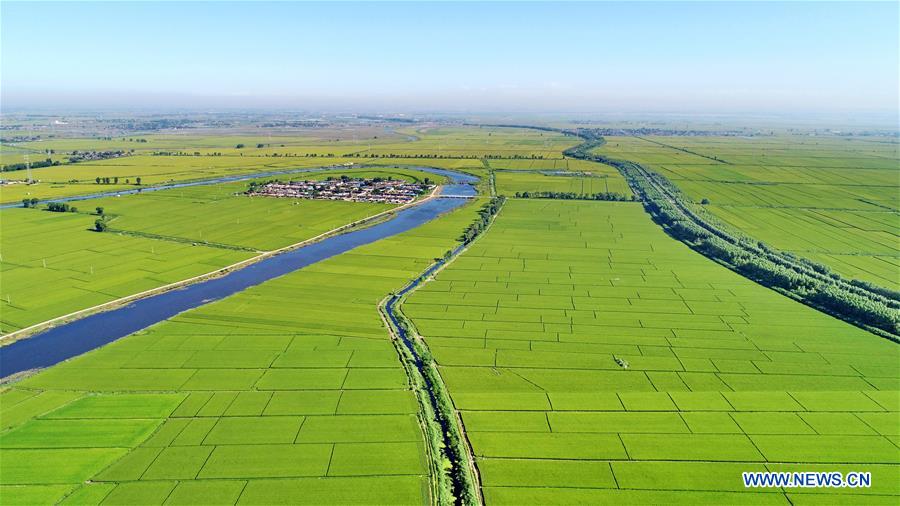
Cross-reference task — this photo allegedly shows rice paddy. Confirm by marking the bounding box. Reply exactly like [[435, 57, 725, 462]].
[[0, 197, 481, 505], [596, 136, 900, 288], [403, 199, 900, 504], [1, 125, 897, 505], [493, 170, 630, 197], [0, 208, 252, 334]]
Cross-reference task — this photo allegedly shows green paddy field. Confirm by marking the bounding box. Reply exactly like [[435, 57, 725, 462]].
[[1, 125, 898, 505], [404, 199, 899, 504], [596, 136, 900, 288], [0, 197, 481, 505]]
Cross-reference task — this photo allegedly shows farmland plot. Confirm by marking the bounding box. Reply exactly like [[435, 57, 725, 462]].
[[0, 167, 444, 333], [0, 199, 480, 505], [366, 127, 577, 160], [494, 171, 631, 197], [0, 209, 251, 334], [85, 166, 444, 250], [404, 199, 900, 504], [596, 135, 900, 288]]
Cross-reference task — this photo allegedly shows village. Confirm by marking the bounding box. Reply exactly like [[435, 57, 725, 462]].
[[246, 176, 433, 204]]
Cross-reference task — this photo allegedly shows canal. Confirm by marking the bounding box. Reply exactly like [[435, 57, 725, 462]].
[[0, 168, 477, 378]]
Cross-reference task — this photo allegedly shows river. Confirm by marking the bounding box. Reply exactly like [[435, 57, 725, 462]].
[[0, 168, 478, 378], [0, 164, 471, 209]]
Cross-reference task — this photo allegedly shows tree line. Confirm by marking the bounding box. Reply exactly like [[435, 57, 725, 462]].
[[22, 200, 110, 232], [95, 176, 141, 185], [45, 202, 78, 213], [460, 196, 505, 244], [648, 188, 900, 336], [150, 151, 551, 160], [2, 158, 60, 172], [514, 190, 633, 201]]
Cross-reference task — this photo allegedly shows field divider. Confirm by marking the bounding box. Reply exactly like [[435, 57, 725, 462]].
[[106, 228, 262, 252], [379, 196, 504, 506], [0, 185, 444, 345]]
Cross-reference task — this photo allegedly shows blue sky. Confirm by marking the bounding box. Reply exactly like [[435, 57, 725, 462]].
[[2, 1, 898, 114]]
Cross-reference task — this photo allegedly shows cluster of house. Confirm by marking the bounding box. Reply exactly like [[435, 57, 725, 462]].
[[68, 150, 131, 163], [248, 177, 433, 204]]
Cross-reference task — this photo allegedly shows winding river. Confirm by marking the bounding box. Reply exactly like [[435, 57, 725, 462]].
[[0, 168, 477, 378], [0, 164, 465, 209]]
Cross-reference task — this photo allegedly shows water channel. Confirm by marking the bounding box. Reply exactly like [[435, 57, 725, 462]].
[[0, 168, 477, 378]]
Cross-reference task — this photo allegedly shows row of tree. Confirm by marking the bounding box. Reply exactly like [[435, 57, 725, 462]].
[[46, 202, 78, 213], [650, 191, 900, 336], [514, 191, 633, 201], [151, 151, 547, 161], [95, 177, 141, 185], [22, 199, 111, 232], [460, 196, 505, 244], [560, 130, 900, 337], [2, 158, 60, 172]]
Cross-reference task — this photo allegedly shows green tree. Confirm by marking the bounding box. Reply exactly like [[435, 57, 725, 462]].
[[136, 177, 142, 185], [94, 219, 108, 232], [96, 206, 105, 216]]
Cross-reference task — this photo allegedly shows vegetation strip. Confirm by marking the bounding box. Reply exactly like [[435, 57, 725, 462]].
[[381, 196, 504, 505], [1, 165, 342, 208], [104, 228, 261, 252], [634, 135, 731, 164], [562, 129, 900, 339]]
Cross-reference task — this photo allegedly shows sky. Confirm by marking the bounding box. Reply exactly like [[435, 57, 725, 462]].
[[2, 1, 899, 117]]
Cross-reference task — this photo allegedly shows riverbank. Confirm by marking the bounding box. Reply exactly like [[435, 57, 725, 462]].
[[0, 184, 444, 347]]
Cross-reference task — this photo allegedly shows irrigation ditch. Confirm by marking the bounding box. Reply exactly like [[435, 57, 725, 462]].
[[379, 195, 505, 506]]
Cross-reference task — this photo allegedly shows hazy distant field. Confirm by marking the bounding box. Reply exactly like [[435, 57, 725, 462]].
[[1, 126, 569, 203], [405, 199, 900, 503], [368, 126, 577, 159], [596, 136, 900, 288], [0, 156, 360, 204]]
